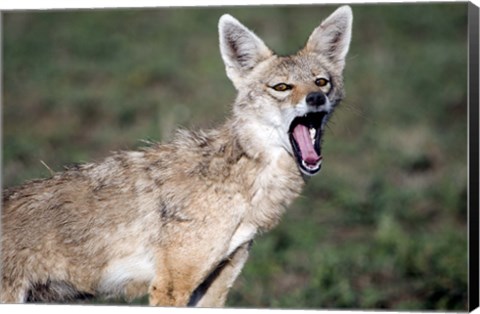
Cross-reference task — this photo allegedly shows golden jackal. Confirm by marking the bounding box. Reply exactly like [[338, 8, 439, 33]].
[[1, 6, 353, 307]]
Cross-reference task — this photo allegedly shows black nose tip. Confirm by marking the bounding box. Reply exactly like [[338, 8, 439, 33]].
[[306, 92, 326, 107]]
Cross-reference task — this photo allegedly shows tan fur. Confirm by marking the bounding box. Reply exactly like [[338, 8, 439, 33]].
[[1, 6, 353, 307]]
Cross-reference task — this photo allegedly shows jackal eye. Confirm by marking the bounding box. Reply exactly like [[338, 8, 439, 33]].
[[271, 83, 292, 92], [315, 78, 329, 87]]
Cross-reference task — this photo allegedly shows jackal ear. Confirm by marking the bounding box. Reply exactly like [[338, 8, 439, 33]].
[[304, 5, 353, 71], [219, 14, 273, 88]]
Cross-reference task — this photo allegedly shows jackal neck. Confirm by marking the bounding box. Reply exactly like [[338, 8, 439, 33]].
[[225, 119, 305, 231]]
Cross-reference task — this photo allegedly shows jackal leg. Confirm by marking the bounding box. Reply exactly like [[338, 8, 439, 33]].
[[0, 279, 28, 303], [148, 240, 251, 307], [188, 241, 252, 307], [148, 255, 197, 307], [148, 239, 224, 307]]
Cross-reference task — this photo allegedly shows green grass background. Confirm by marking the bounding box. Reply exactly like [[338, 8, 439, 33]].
[[3, 3, 468, 310]]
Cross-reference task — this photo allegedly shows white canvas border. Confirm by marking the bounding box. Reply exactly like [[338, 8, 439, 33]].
[[0, 1, 477, 314]]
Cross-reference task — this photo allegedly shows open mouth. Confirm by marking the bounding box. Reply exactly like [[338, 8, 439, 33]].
[[288, 112, 327, 175]]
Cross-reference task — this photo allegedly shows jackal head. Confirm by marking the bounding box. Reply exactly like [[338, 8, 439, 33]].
[[219, 6, 352, 176]]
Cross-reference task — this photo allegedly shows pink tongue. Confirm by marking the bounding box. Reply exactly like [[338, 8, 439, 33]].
[[292, 124, 321, 165]]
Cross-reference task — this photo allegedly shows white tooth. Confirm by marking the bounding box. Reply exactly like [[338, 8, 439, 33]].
[[309, 128, 316, 142]]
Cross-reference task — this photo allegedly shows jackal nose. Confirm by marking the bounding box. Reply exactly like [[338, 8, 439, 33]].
[[306, 92, 326, 108]]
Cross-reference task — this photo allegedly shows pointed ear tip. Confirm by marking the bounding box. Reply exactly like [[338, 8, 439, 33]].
[[338, 5, 352, 11], [219, 14, 239, 28], [335, 5, 353, 18]]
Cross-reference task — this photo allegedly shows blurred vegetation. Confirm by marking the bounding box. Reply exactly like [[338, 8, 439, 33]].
[[2, 3, 468, 311]]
